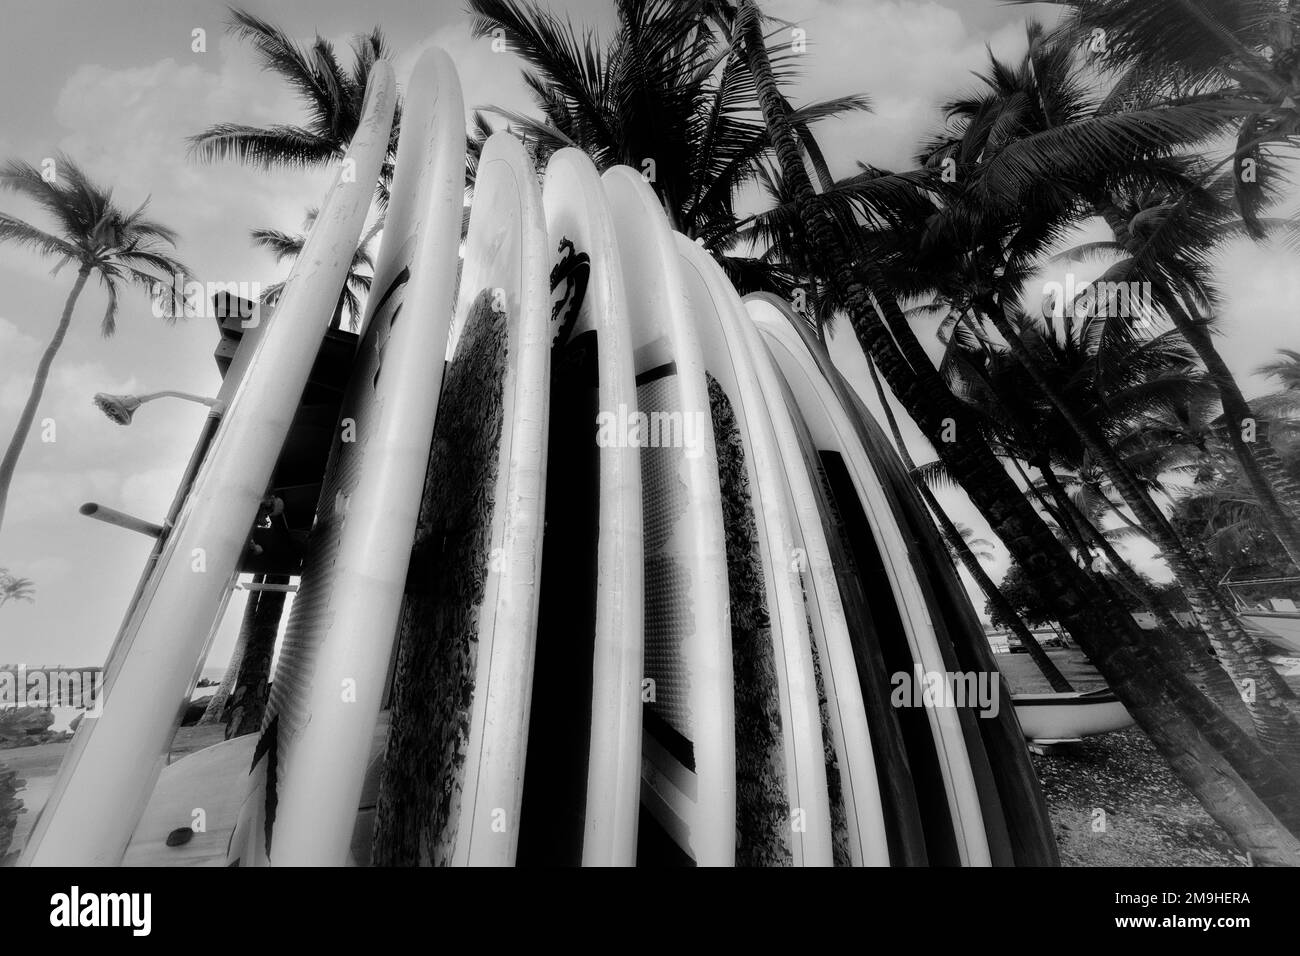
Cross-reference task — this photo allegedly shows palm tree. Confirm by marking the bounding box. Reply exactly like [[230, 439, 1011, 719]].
[[1169, 355, 1300, 578], [0, 569, 34, 608], [222, 574, 289, 738], [1176, 435, 1300, 586], [0, 155, 189, 535], [937, 313, 1253, 717], [252, 209, 375, 331], [1247, 349, 1300, 514], [1074, 172, 1300, 569], [915, 27, 1300, 754], [866, 356, 1074, 691], [189, 9, 399, 212], [885, 23, 1300, 759], [728, 1, 1300, 858], [466, 0, 870, 294], [1031, 0, 1300, 233], [1026, 0, 1300, 565], [198, 572, 291, 734]]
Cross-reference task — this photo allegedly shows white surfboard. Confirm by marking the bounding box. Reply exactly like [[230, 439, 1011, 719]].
[[602, 167, 735, 866], [745, 294, 993, 866], [372, 131, 551, 867], [680, 237, 902, 867], [731, 308, 924, 865], [20, 63, 398, 867], [226, 48, 465, 867], [768, 303, 1054, 866], [517, 148, 644, 866], [673, 235, 837, 867]]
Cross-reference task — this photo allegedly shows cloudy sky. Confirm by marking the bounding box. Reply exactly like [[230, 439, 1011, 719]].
[[0, 0, 1295, 670]]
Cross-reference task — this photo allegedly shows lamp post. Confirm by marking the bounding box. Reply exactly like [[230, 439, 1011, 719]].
[[80, 391, 225, 537], [92, 390, 221, 426]]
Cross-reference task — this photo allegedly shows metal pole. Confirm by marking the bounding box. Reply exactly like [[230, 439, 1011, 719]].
[[78, 503, 164, 539]]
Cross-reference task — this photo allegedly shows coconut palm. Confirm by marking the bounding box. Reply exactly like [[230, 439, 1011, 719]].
[[189, 9, 399, 210], [727, 1, 1300, 857], [1062, 166, 1300, 570], [1260, 348, 1300, 398], [892, 23, 1300, 762], [866, 354, 1075, 692], [1168, 354, 1300, 575], [936, 250, 1290, 733], [1029, 0, 1300, 234], [936, 314, 1257, 715], [0, 569, 34, 608], [251, 208, 374, 331], [0, 155, 190, 535], [1028, 0, 1300, 566], [466, 0, 872, 293], [934, 328, 1218, 674], [199, 572, 291, 735]]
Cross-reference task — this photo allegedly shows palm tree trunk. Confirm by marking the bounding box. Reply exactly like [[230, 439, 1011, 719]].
[[1189, 318, 1300, 567], [866, 357, 1073, 691], [0, 265, 91, 534], [1035, 467, 1252, 723], [199, 573, 265, 725], [1010, 431, 1246, 720], [977, 295, 1300, 759], [1020, 459, 1094, 559], [1253, 430, 1300, 519], [224, 573, 289, 738], [924, 479, 1074, 692], [1096, 200, 1300, 568], [737, 0, 1300, 854]]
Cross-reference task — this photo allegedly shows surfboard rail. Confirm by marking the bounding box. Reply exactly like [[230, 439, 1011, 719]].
[[21, 63, 398, 867]]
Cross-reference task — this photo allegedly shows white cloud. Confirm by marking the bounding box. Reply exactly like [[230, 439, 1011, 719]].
[[7, 466, 120, 525], [50, 49, 332, 290], [769, 0, 1031, 173]]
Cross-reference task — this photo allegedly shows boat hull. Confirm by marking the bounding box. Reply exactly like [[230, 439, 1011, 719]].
[[1240, 613, 1300, 655], [1012, 692, 1135, 743]]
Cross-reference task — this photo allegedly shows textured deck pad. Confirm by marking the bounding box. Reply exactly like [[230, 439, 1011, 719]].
[[638, 373, 696, 748], [374, 291, 506, 866], [708, 376, 792, 867]]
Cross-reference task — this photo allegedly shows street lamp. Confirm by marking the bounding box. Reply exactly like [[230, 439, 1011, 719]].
[[80, 389, 226, 537], [92, 390, 221, 426]]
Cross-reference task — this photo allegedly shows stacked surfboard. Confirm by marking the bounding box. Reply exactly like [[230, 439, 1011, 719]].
[[24, 48, 1057, 869]]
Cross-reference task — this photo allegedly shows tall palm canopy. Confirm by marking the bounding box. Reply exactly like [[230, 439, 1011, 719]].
[[1025, 0, 1300, 233], [0, 154, 190, 533], [188, 8, 401, 206], [467, 0, 871, 293]]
